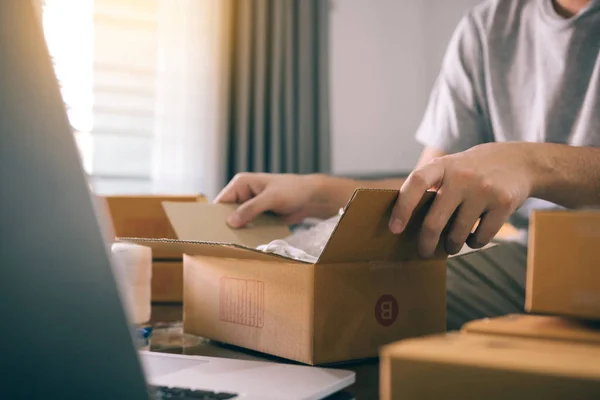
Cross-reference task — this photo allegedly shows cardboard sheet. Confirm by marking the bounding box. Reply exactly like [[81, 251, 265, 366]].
[[162, 202, 290, 248]]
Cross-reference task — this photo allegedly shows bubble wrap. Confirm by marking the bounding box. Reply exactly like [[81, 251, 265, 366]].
[[257, 211, 343, 262]]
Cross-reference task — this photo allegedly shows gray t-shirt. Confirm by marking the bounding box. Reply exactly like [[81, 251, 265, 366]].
[[416, 0, 600, 240]]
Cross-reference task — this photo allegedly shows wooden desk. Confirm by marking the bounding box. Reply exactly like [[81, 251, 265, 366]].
[[149, 304, 379, 400]]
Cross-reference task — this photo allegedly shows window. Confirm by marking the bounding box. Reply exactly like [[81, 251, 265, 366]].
[[40, 0, 228, 199], [42, 0, 159, 194]]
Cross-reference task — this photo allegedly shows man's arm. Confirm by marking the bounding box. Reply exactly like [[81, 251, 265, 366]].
[[530, 143, 600, 208]]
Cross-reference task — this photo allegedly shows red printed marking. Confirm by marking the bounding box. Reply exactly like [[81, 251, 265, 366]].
[[375, 294, 399, 327], [219, 278, 264, 328]]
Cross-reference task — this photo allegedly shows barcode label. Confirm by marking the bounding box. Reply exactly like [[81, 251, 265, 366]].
[[219, 278, 264, 328]]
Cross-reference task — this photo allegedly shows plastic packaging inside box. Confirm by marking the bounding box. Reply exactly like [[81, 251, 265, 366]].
[[257, 211, 343, 262]]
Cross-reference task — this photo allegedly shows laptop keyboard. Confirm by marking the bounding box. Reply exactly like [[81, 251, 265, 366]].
[[151, 385, 238, 399]]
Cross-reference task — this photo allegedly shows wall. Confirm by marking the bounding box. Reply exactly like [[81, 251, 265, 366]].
[[329, 0, 482, 177]]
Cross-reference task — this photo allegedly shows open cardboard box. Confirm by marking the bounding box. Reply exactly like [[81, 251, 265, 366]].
[[122, 189, 488, 364], [102, 194, 206, 302]]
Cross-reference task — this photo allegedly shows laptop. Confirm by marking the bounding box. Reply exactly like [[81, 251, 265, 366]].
[[0, 2, 355, 399]]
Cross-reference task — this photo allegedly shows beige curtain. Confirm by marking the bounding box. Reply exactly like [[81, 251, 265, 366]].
[[225, 0, 331, 179], [152, 0, 231, 199]]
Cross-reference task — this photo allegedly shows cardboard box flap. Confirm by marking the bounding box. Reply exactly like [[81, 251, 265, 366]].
[[317, 189, 439, 264], [162, 202, 291, 248], [118, 238, 306, 263]]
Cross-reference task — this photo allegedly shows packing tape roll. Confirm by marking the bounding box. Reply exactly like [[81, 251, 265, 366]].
[[111, 242, 152, 325]]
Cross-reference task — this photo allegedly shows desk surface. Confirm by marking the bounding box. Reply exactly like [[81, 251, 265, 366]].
[[149, 304, 379, 400]]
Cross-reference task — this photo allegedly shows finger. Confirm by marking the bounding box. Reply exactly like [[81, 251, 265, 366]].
[[227, 193, 272, 228], [215, 175, 254, 204], [390, 162, 445, 234], [467, 208, 507, 249], [445, 201, 486, 255], [418, 187, 462, 258]]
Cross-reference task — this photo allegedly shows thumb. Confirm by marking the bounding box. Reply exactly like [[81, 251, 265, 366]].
[[227, 194, 271, 228]]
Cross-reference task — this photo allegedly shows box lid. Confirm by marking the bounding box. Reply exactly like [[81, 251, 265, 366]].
[[120, 189, 444, 264]]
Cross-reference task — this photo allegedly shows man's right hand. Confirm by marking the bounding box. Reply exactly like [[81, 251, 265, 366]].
[[215, 173, 330, 228]]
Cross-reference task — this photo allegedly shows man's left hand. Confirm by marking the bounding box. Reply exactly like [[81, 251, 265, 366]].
[[389, 142, 534, 257]]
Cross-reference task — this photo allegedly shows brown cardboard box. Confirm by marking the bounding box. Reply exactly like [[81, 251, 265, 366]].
[[151, 261, 184, 303], [526, 210, 600, 320], [124, 189, 458, 364], [463, 314, 600, 344], [380, 332, 600, 400], [103, 195, 206, 302]]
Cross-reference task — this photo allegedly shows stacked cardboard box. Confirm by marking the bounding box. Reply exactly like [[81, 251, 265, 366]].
[[380, 209, 600, 399], [102, 195, 207, 303], [526, 210, 600, 320], [381, 326, 600, 399]]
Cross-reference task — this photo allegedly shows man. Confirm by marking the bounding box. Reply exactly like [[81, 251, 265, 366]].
[[216, 0, 600, 329]]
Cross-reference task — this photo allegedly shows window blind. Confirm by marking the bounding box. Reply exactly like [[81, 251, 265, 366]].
[[42, 0, 159, 194]]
